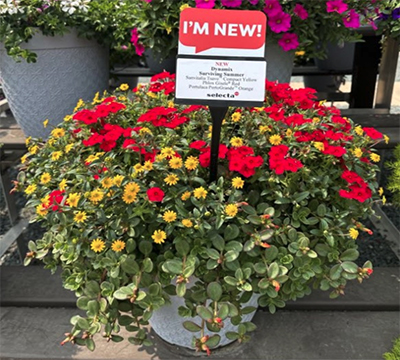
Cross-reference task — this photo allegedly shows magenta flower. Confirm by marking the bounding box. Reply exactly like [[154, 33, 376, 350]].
[[294, 3, 308, 20], [195, 0, 216, 8], [326, 0, 348, 14], [143, 0, 152, 3], [248, 0, 260, 5], [268, 12, 291, 33], [130, 28, 140, 45], [120, 45, 128, 50], [343, 9, 360, 29], [135, 43, 145, 57], [221, 0, 243, 7], [278, 33, 299, 51], [263, 0, 282, 17]]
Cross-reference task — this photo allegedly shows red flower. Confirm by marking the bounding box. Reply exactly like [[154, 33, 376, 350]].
[[322, 145, 346, 157], [341, 170, 365, 185], [147, 187, 165, 202], [73, 109, 99, 125], [199, 151, 211, 168], [363, 127, 383, 140], [190, 140, 208, 150]]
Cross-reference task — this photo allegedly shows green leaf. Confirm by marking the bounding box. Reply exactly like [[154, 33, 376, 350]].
[[288, 228, 298, 241], [162, 259, 182, 274], [118, 315, 134, 326], [258, 278, 270, 289], [268, 262, 279, 279], [207, 282, 223, 301], [294, 191, 309, 202], [77, 317, 90, 330], [139, 241, 153, 256], [317, 204, 326, 217], [217, 304, 229, 319], [224, 224, 240, 240], [206, 248, 220, 260], [111, 335, 124, 343], [242, 205, 257, 215], [182, 320, 201, 332], [248, 215, 262, 225], [142, 258, 153, 273], [226, 332, 239, 340], [212, 233, 225, 251], [307, 250, 318, 258], [225, 250, 239, 262], [176, 283, 186, 297], [240, 282, 252, 292], [224, 276, 238, 286], [77, 296, 90, 310], [86, 338, 95, 352], [206, 259, 219, 270], [113, 286, 134, 300], [340, 249, 359, 262], [254, 262, 267, 274], [264, 245, 279, 262], [85, 281, 100, 298], [244, 322, 257, 332], [196, 305, 213, 321], [205, 334, 221, 348], [330, 264, 342, 280], [274, 197, 291, 204], [87, 300, 99, 316], [175, 240, 190, 256], [241, 306, 257, 315], [121, 256, 140, 275], [341, 261, 359, 274], [225, 241, 243, 252]]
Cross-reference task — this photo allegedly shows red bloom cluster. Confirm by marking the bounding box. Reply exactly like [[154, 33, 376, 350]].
[[363, 127, 383, 140], [147, 187, 165, 202], [269, 145, 303, 175], [43, 190, 66, 212], [339, 170, 372, 202], [147, 72, 176, 95], [137, 106, 189, 129], [190, 141, 263, 178], [73, 98, 126, 125]]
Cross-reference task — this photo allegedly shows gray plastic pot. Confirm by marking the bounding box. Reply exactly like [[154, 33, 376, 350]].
[[0, 29, 109, 138]]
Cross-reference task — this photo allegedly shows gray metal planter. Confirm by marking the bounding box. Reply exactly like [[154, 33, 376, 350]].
[[0, 29, 109, 138]]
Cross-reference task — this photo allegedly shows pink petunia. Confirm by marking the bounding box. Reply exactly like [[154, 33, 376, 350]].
[[248, 0, 259, 4], [294, 3, 308, 20], [268, 12, 291, 33], [263, 0, 282, 17], [221, 0, 243, 7], [130, 28, 139, 45], [326, 0, 348, 14], [135, 43, 145, 57], [278, 33, 299, 51], [195, 0, 216, 8], [343, 9, 360, 28]]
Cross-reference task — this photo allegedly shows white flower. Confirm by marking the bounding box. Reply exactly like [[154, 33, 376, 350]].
[[0, 0, 24, 15], [60, 0, 90, 14]]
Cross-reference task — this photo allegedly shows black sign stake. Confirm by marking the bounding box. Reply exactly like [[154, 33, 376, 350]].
[[209, 106, 229, 183]]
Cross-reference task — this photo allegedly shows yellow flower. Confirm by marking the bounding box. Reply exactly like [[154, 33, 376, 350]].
[[231, 112, 241, 122], [182, 219, 193, 227], [382, 195, 387, 205], [167, 101, 175, 108], [21, 154, 28, 164], [51, 128, 65, 138], [286, 129, 293, 137], [67, 193, 81, 207], [230, 137, 243, 147], [161, 147, 175, 158], [164, 174, 179, 186], [43, 119, 49, 128], [354, 126, 364, 136], [378, 187, 384, 196], [124, 182, 140, 195], [92, 92, 100, 104], [370, 153, 380, 162], [165, 26, 172, 34], [36, 204, 48, 216], [41, 195, 50, 207], [143, 161, 153, 171], [232, 177, 244, 189], [349, 228, 359, 240], [163, 210, 177, 223], [85, 154, 100, 164], [91, 238, 106, 253], [193, 187, 207, 199], [169, 157, 183, 169], [134, 163, 144, 173], [122, 191, 137, 204], [139, 127, 152, 136], [269, 134, 282, 145], [181, 191, 191, 201], [74, 99, 84, 112], [185, 156, 199, 171], [314, 142, 325, 151], [65, 144, 74, 153], [384, 135, 390, 144], [40, 173, 51, 184], [225, 204, 238, 217], [254, 107, 264, 112], [29, 145, 39, 155], [48, 139, 56, 146], [147, 92, 157, 98], [74, 211, 87, 223], [295, 50, 305, 56], [259, 125, 270, 134], [152, 230, 167, 244], [113, 175, 124, 187], [51, 151, 63, 161], [89, 189, 104, 204], [118, 96, 127, 101], [180, 3, 190, 11], [119, 83, 129, 91], [64, 115, 72, 122], [59, 179, 67, 191], [312, 117, 320, 123], [25, 137, 32, 146], [25, 184, 37, 195], [111, 240, 126, 252], [353, 148, 363, 158]]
